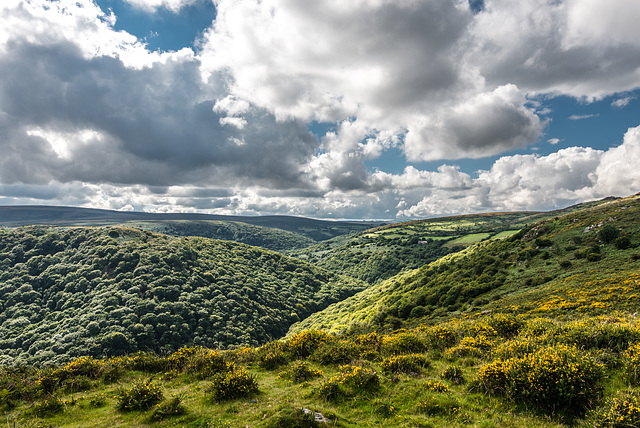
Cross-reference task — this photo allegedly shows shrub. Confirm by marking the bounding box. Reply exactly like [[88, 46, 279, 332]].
[[89, 393, 107, 408], [183, 348, 232, 379], [598, 224, 621, 244], [423, 325, 457, 350], [287, 331, 335, 359], [615, 236, 631, 250], [624, 343, 640, 386], [493, 337, 539, 360], [126, 352, 169, 373], [257, 342, 289, 370], [441, 365, 465, 385], [116, 378, 164, 411], [278, 362, 323, 383], [31, 396, 64, 417], [316, 365, 380, 401], [423, 379, 449, 393], [585, 392, 640, 428], [150, 396, 187, 421], [445, 335, 492, 360], [311, 340, 359, 365], [472, 345, 604, 417], [382, 332, 427, 355], [380, 354, 429, 374], [207, 369, 259, 401], [486, 313, 523, 338], [416, 393, 461, 416]]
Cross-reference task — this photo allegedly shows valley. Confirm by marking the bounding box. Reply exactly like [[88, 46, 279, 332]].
[[0, 194, 639, 427]]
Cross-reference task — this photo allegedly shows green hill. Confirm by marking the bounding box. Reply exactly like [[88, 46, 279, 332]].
[[290, 199, 615, 285], [0, 226, 365, 366], [0, 206, 384, 245], [290, 194, 640, 334], [2, 195, 640, 427]]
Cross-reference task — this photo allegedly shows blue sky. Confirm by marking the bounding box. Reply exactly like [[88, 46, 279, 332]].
[[0, 0, 639, 219]]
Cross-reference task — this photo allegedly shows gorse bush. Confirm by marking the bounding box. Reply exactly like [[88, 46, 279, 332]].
[[311, 340, 360, 365], [586, 392, 640, 428], [441, 365, 465, 385], [416, 392, 461, 416], [423, 379, 449, 393], [278, 361, 323, 383], [31, 396, 64, 417], [150, 396, 187, 421], [287, 330, 335, 359], [257, 342, 289, 370], [380, 354, 429, 374], [206, 369, 258, 401], [423, 324, 457, 350], [624, 343, 640, 386], [473, 344, 604, 417], [444, 335, 492, 360], [116, 378, 164, 411], [316, 365, 379, 401], [381, 332, 426, 355]]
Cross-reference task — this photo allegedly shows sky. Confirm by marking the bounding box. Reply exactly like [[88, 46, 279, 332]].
[[1, 0, 640, 220]]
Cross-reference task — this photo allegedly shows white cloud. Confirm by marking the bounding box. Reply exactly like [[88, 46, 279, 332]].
[[122, 0, 199, 13], [1, 0, 640, 220], [548, 138, 560, 145], [612, 96, 635, 108], [569, 114, 599, 120]]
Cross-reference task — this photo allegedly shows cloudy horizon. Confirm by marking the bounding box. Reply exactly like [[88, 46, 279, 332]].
[[1, 0, 639, 219]]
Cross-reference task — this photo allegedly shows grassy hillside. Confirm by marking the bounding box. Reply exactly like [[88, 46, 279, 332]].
[[291, 194, 640, 334], [290, 199, 615, 285], [0, 206, 384, 244], [121, 220, 315, 252], [1, 195, 640, 427], [0, 226, 365, 366]]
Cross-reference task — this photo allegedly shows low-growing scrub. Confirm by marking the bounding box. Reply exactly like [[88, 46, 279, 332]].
[[444, 335, 492, 360], [257, 342, 290, 370], [206, 369, 259, 401], [416, 392, 461, 416], [472, 344, 604, 418], [585, 392, 640, 428], [278, 361, 323, 383], [381, 332, 427, 355], [441, 365, 465, 385], [380, 354, 429, 374], [423, 379, 449, 393], [116, 378, 164, 411], [287, 330, 335, 359], [316, 365, 380, 401], [31, 396, 64, 417], [150, 396, 187, 421], [624, 343, 640, 386]]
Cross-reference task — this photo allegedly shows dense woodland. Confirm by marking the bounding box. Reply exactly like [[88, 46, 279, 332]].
[[0, 226, 364, 366]]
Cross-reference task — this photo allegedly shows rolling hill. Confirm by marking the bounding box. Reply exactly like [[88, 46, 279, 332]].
[[289, 198, 617, 285], [289, 194, 640, 334], [1, 195, 640, 427], [0, 206, 385, 244], [0, 226, 365, 366]]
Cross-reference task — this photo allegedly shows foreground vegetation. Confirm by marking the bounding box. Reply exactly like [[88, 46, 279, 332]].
[[2, 312, 640, 427]]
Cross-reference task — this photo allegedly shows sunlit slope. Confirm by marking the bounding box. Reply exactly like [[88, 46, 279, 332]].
[[290, 193, 640, 333], [0, 226, 365, 365], [290, 198, 616, 285]]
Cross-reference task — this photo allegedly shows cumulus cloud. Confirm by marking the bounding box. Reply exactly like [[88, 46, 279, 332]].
[[569, 114, 599, 120], [1, 0, 639, 219]]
